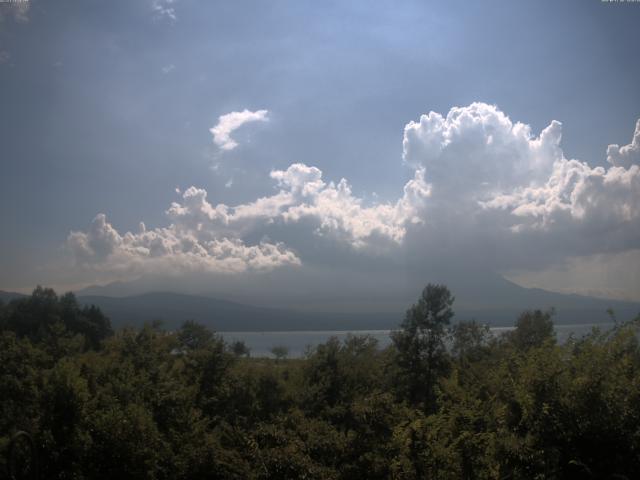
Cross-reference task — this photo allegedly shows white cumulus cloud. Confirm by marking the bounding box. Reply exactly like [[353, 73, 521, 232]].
[[210, 109, 269, 151], [66, 103, 640, 299], [403, 102, 563, 201], [397, 102, 640, 289], [268, 163, 430, 248], [67, 212, 301, 279], [607, 119, 640, 169], [483, 160, 640, 238], [67, 162, 430, 278], [165, 163, 430, 249]]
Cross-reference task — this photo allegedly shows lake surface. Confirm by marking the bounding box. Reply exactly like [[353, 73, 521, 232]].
[[221, 323, 615, 358]]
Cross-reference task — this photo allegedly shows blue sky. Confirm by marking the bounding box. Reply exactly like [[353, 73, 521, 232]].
[[1, 0, 639, 305]]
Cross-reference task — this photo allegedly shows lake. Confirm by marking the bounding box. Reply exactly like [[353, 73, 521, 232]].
[[221, 322, 615, 358]]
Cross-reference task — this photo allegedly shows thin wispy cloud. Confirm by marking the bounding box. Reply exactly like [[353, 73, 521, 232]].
[[210, 109, 269, 151], [152, 0, 177, 22], [161, 64, 175, 74], [0, 0, 30, 23]]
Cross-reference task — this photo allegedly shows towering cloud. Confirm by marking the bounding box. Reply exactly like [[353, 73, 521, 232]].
[[403, 102, 563, 201], [607, 119, 640, 169], [400, 103, 640, 267]]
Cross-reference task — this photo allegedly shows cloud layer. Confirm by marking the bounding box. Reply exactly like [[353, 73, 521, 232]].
[[67, 162, 430, 278], [68, 103, 640, 295], [210, 109, 269, 151], [67, 212, 301, 278]]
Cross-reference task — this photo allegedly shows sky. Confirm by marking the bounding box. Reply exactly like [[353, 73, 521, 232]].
[[1, 0, 639, 308]]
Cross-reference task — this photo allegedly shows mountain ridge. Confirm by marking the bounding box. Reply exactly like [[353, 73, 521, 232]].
[[69, 288, 640, 331], [3, 283, 639, 331]]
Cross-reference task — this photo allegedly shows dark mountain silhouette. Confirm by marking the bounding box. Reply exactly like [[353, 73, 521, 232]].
[[4, 275, 640, 331], [76, 292, 394, 331], [0, 290, 27, 303], [78, 291, 638, 332]]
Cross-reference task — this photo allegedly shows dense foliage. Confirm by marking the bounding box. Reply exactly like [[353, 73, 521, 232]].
[[1, 286, 639, 479]]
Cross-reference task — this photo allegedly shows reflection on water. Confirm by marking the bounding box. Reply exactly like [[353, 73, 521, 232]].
[[221, 323, 615, 358]]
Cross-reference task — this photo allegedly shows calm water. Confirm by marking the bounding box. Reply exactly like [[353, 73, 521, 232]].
[[221, 323, 615, 358]]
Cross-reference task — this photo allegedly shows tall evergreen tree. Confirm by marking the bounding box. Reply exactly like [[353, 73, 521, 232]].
[[392, 284, 454, 411]]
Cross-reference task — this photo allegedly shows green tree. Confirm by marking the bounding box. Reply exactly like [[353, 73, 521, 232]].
[[450, 319, 491, 365], [392, 284, 454, 411], [507, 309, 555, 351], [177, 320, 214, 351], [302, 335, 383, 422], [271, 345, 289, 361], [2, 287, 112, 350], [230, 339, 251, 357]]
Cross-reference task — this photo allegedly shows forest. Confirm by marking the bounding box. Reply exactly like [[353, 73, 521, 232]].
[[1, 285, 639, 479]]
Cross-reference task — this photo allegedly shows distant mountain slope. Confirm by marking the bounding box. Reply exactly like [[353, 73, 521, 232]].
[[6, 280, 638, 331], [0, 290, 27, 303], [77, 290, 640, 332], [77, 292, 396, 331], [75, 268, 640, 330], [447, 274, 640, 326]]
